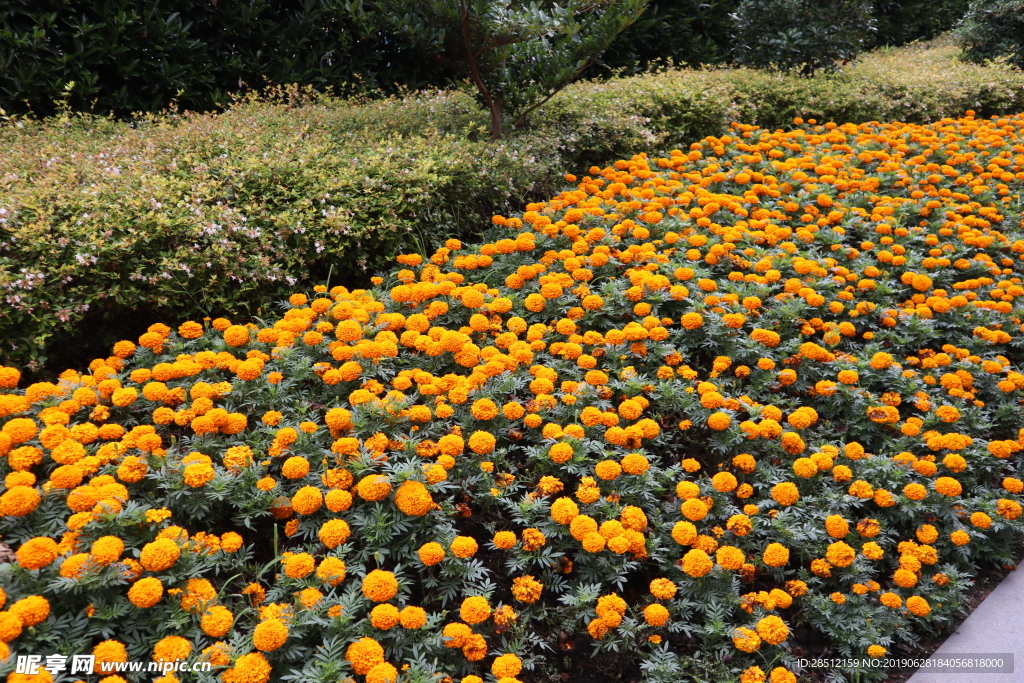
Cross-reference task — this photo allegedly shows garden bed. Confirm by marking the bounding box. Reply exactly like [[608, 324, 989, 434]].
[[1, 111, 1024, 683]]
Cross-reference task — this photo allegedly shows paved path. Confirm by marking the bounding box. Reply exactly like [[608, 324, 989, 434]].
[[905, 566, 1023, 683]]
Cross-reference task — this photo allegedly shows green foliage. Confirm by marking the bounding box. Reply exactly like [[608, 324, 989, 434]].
[[731, 0, 877, 75], [0, 0, 456, 118], [588, 1, 738, 75], [0, 0, 985, 122], [956, 0, 1024, 70], [4, 42, 1024, 376], [370, 0, 651, 138], [872, 0, 971, 48]]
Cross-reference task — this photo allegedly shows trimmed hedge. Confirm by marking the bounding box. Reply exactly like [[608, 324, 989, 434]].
[[2, 41, 1024, 375]]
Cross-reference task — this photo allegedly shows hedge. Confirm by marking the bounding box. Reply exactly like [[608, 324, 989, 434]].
[[2, 40, 1024, 376]]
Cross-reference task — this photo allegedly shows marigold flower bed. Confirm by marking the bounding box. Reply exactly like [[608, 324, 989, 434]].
[[2, 111, 1024, 683]]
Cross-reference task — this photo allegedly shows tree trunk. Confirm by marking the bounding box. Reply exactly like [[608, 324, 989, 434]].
[[489, 94, 503, 139]]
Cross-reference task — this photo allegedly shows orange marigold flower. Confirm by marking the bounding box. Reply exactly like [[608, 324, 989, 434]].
[[362, 570, 399, 602], [139, 538, 180, 572], [369, 603, 400, 630], [771, 482, 799, 506], [906, 595, 931, 616], [16, 537, 59, 570], [357, 475, 392, 501], [460, 595, 491, 624], [681, 548, 713, 577], [763, 543, 790, 568], [394, 480, 434, 516], [511, 575, 543, 603], [733, 627, 761, 653], [755, 615, 789, 645], [451, 536, 479, 558], [644, 603, 670, 627], [934, 476, 962, 497], [467, 431, 496, 454], [951, 529, 971, 545], [346, 637, 385, 675]]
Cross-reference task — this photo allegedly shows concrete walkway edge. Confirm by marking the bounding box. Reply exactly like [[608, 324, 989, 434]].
[[905, 565, 1023, 683]]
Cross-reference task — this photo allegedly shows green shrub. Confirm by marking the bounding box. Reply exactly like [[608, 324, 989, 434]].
[[3, 42, 1024, 376], [592, 0, 739, 74], [956, 0, 1024, 70], [731, 0, 876, 75], [370, 0, 649, 139]]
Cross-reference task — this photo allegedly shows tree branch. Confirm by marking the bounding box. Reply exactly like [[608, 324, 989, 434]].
[[510, 52, 597, 129]]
